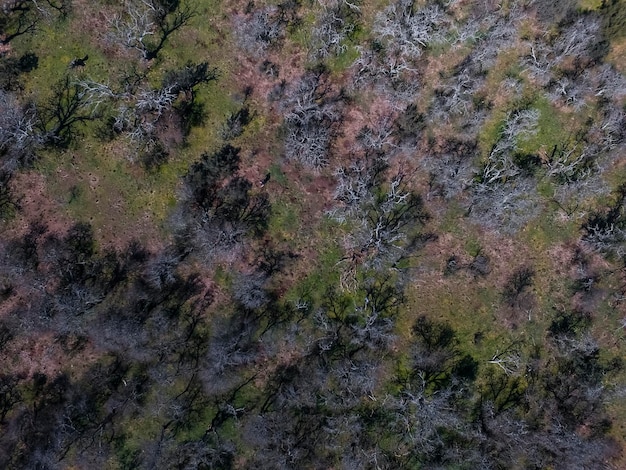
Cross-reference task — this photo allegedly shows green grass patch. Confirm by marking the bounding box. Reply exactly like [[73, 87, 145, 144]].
[[212, 264, 234, 289], [36, 140, 180, 243], [438, 200, 469, 235], [327, 45, 361, 74], [519, 207, 578, 249], [516, 97, 576, 156], [536, 178, 555, 199], [289, 10, 316, 48], [477, 108, 508, 158], [268, 163, 288, 186], [464, 237, 483, 257], [602, 0, 626, 41], [579, 0, 604, 11], [268, 199, 300, 235], [287, 239, 343, 308], [406, 280, 504, 364]]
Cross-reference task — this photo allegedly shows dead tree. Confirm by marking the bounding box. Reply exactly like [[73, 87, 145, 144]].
[[0, 0, 38, 45], [309, 0, 360, 60], [111, 0, 195, 60], [282, 72, 341, 168], [0, 89, 41, 168], [38, 75, 92, 147]]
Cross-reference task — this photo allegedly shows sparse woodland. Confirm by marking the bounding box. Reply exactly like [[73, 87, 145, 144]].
[[1, 0, 626, 468]]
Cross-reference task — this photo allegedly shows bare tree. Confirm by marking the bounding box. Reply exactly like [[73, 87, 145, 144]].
[[551, 175, 608, 220], [467, 109, 543, 232], [596, 105, 626, 153], [232, 271, 269, 311], [282, 72, 341, 168], [234, 6, 284, 54], [75, 79, 118, 114], [386, 386, 469, 465], [470, 176, 542, 234], [175, 145, 270, 261], [431, 69, 477, 121], [422, 138, 476, 201], [38, 75, 92, 147], [331, 150, 429, 271], [314, 284, 397, 355], [351, 0, 453, 96], [0, 89, 40, 169], [111, 0, 195, 60], [309, 0, 360, 60], [524, 15, 601, 88], [595, 64, 626, 104], [477, 109, 539, 187], [373, 1, 450, 63], [77, 61, 216, 147], [0, 0, 39, 45]]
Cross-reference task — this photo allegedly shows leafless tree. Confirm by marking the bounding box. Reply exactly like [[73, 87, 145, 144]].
[[309, 0, 360, 60], [466, 109, 543, 234], [553, 16, 601, 66], [487, 346, 523, 377], [422, 141, 475, 200], [142, 247, 181, 291], [282, 73, 340, 168], [0, 89, 41, 169], [524, 15, 601, 88], [595, 63, 626, 104], [351, 0, 452, 97], [596, 106, 626, 152], [0, 0, 65, 45], [75, 79, 118, 114], [583, 220, 626, 258], [314, 292, 395, 354], [234, 6, 284, 54], [470, 176, 541, 234], [110, 0, 195, 60], [474, 109, 539, 190], [78, 61, 216, 147], [38, 75, 93, 147], [77, 77, 166, 143], [331, 150, 429, 270], [332, 156, 383, 217], [431, 69, 476, 120], [373, 1, 450, 63], [383, 384, 479, 467], [546, 143, 595, 183], [232, 271, 269, 311]]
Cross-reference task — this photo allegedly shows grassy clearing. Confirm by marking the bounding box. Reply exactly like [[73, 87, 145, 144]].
[[268, 199, 300, 237], [477, 107, 508, 159], [327, 45, 361, 74], [284, 231, 344, 308], [519, 205, 579, 249], [579, 0, 604, 10], [607, 36, 626, 74], [405, 275, 503, 362], [36, 132, 200, 246], [517, 96, 581, 156]]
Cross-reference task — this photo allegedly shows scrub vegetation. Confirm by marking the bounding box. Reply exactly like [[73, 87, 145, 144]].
[[1, 0, 626, 468]]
